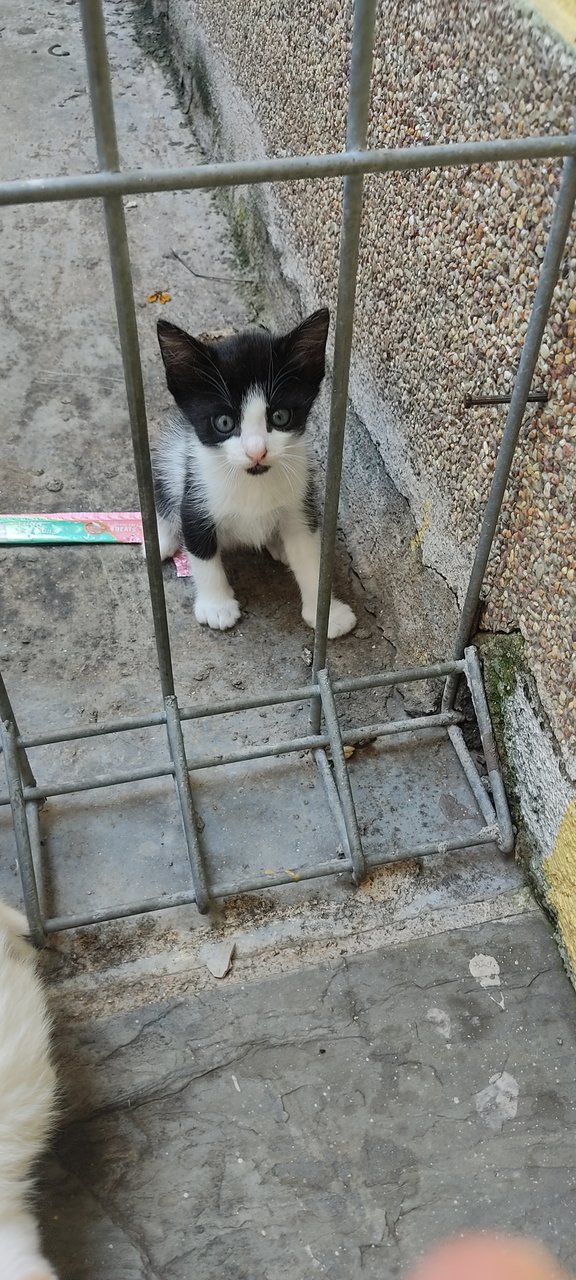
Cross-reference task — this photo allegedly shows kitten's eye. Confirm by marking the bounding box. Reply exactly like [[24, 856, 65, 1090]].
[[213, 413, 235, 435], [270, 408, 292, 428]]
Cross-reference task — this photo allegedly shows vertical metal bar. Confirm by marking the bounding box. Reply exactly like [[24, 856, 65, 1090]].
[[164, 696, 210, 913], [79, 0, 175, 699], [0, 669, 37, 789], [314, 747, 352, 856], [447, 725, 497, 828], [443, 138, 576, 709], [317, 670, 366, 882], [310, 0, 378, 731], [0, 719, 45, 946], [25, 800, 48, 919], [463, 648, 514, 854]]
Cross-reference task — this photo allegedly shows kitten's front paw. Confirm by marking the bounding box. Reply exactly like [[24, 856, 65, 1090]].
[[327, 599, 357, 639], [301, 599, 357, 638], [194, 596, 241, 630]]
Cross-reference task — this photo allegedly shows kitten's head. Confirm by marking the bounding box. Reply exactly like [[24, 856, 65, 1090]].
[[157, 309, 329, 474]]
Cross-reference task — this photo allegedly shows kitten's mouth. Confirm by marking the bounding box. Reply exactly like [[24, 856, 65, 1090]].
[[246, 462, 271, 475]]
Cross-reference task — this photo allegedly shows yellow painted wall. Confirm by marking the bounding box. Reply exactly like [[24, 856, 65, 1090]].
[[546, 801, 576, 970], [526, 0, 576, 42]]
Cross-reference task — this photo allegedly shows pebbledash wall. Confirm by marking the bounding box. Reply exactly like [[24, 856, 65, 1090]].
[[139, 0, 576, 969]]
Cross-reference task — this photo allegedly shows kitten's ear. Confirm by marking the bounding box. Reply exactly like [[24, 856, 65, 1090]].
[[157, 319, 210, 399], [281, 308, 330, 382]]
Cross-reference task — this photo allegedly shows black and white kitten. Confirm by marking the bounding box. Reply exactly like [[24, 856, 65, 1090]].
[[152, 308, 357, 637]]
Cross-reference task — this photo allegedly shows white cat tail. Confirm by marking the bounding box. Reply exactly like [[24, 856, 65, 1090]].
[[0, 900, 29, 937], [0, 899, 59, 1280], [0, 1219, 59, 1280]]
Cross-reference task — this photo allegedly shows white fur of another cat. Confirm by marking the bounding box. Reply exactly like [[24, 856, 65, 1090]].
[[0, 902, 58, 1280]]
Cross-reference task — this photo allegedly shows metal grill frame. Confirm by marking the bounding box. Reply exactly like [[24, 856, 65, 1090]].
[[1, 0, 574, 946]]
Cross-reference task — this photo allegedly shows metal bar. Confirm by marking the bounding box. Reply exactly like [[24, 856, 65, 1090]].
[[333, 658, 466, 694], [0, 669, 37, 789], [45, 892, 199, 932], [1, 136, 576, 208], [5, 763, 175, 804], [464, 648, 514, 854], [164, 696, 210, 913], [314, 748, 352, 856], [1, 710, 463, 807], [17, 660, 467, 750], [311, 0, 378, 723], [447, 725, 497, 828], [317, 670, 366, 882], [464, 392, 548, 408], [341, 710, 460, 741], [443, 134, 576, 709], [79, 0, 175, 699], [42, 826, 499, 934], [20, 710, 167, 750], [25, 800, 47, 921], [0, 719, 45, 946]]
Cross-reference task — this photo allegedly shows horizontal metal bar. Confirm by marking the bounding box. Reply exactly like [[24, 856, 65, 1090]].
[[1, 135, 575, 209], [17, 661, 466, 750], [18, 686, 316, 748], [342, 711, 460, 742], [43, 860, 349, 931], [9, 762, 175, 803], [334, 659, 466, 694], [20, 710, 167, 749], [464, 392, 548, 408], [44, 890, 199, 932], [2, 710, 463, 806], [42, 826, 498, 933]]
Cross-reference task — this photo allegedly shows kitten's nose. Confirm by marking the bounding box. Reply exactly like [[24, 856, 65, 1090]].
[[245, 438, 268, 463]]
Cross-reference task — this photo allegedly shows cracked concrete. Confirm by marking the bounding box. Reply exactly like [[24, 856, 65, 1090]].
[[41, 912, 576, 1278]]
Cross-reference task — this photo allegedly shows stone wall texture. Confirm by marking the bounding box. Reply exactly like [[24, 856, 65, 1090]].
[[166, 0, 575, 774]]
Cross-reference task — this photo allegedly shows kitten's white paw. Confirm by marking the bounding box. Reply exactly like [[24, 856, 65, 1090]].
[[301, 599, 357, 638], [327, 600, 357, 639], [194, 596, 241, 630]]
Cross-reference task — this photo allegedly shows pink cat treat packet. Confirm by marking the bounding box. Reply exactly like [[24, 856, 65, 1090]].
[[0, 512, 190, 576]]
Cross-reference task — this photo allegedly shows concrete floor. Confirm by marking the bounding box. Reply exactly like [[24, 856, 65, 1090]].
[[2, 2, 576, 1277], [44, 911, 576, 1279]]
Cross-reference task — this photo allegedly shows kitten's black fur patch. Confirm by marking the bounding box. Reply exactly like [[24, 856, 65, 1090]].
[[157, 309, 329, 447], [153, 310, 328, 563]]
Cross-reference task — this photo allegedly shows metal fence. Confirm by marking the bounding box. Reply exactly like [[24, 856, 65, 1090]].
[[1, 0, 574, 946]]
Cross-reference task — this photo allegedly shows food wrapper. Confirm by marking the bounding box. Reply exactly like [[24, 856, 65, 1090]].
[[0, 512, 190, 576]]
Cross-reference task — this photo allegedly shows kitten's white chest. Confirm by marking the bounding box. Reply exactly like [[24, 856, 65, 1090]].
[[198, 443, 309, 550], [217, 506, 280, 550]]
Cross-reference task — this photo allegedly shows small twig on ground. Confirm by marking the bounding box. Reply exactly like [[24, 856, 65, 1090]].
[[170, 247, 257, 286]]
